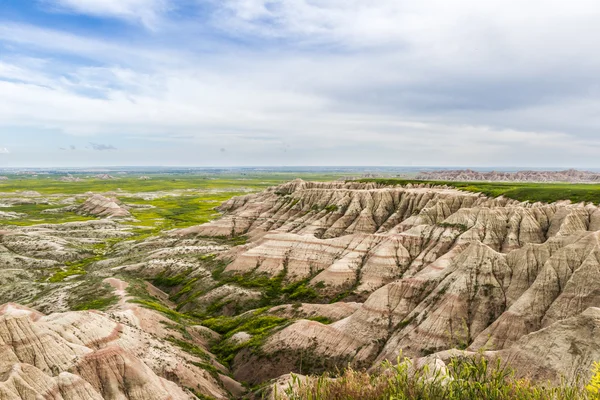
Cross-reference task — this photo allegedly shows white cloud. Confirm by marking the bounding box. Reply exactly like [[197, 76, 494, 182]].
[[1, 2, 600, 166], [0, 148, 9, 154], [42, 0, 170, 28], [89, 142, 117, 151]]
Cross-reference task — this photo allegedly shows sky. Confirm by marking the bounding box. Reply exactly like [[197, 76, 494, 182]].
[[1, 0, 600, 167]]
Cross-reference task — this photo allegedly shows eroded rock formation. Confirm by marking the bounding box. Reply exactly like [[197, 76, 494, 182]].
[[76, 194, 131, 218], [175, 180, 600, 384], [416, 168, 600, 182]]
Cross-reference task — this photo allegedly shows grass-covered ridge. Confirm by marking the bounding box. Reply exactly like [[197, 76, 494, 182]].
[[358, 178, 600, 204]]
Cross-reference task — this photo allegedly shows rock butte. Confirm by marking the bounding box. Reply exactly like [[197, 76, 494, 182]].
[[76, 194, 131, 218]]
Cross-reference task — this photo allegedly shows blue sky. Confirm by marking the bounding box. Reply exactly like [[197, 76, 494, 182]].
[[1, 0, 600, 167]]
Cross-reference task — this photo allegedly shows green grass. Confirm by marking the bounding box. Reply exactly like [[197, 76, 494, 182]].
[[167, 336, 211, 361], [217, 270, 320, 309], [133, 299, 194, 323], [0, 173, 350, 195], [68, 282, 119, 311], [358, 178, 600, 204], [202, 309, 289, 365], [279, 354, 599, 400], [72, 296, 118, 311], [307, 316, 333, 324], [0, 173, 346, 228], [122, 193, 240, 230], [48, 254, 104, 282], [1, 203, 96, 227], [48, 264, 87, 282]]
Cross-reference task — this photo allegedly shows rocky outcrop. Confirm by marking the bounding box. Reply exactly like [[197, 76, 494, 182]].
[[0, 303, 191, 399], [58, 175, 83, 182], [174, 180, 600, 384], [76, 194, 131, 218], [416, 168, 600, 183], [0, 300, 235, 399], [0, 211, 25, 220]]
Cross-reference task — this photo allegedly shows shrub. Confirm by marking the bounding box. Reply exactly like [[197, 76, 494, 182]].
[[587, 362, 600, 397], [279, 355, 598, 400]]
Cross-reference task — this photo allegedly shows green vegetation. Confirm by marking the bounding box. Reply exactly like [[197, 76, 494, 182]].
[[588, 362, 600, 396], [126, 279, 199, 323], [202, 309, 289, 365], [358, 178, 600, 205], [167, 336, 211, 361], [122, 193, 237, 231], [68, 282, 118, 311], [189, 388, 218, 400], [0, 173, 347, 228], [437, 222, 469, 232], [0, 203, 96, 226], [48, 263, 87, 282], [133, 299, 193, 322], [72, 296, 118, 311], [218, 269, 319, 309], [307, 316, 333, 324], [0, 173, 349, 195], [48, 254, 103, 282], [311, 204, 339, 213], [279, 355, 600, 400]]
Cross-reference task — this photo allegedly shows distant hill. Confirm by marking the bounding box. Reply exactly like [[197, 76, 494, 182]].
[[416, 169, 600, 183]]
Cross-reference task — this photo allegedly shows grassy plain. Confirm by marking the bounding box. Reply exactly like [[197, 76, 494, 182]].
[[0, 172, 347, 229], [0, 172, 345, 195]]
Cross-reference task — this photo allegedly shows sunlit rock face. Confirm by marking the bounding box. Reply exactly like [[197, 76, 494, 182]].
[[0, 299, 237, 399]]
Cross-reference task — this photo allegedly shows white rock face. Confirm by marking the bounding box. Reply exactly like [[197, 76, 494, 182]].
[[0, 211, 26, 220]]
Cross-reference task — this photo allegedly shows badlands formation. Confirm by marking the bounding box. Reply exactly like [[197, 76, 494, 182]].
[[184, 180, 600, 384], [43, 194, 132, 219], [1, 179, 600, 398], [416, 168, 600, 182]]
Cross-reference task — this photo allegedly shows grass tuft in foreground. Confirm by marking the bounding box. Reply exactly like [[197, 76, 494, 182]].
[[278, 355, 600, 400]]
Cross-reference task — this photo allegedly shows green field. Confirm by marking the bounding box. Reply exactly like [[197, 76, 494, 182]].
[[0, 173, 348, 195], [358, 179, 600, 205], [0, 172, 349, 229]]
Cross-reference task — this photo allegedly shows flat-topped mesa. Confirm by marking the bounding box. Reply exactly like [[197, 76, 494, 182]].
[[76, 194, 131, 218]]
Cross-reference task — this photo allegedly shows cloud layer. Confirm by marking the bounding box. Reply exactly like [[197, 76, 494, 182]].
[[0, 1, 599, 167]]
